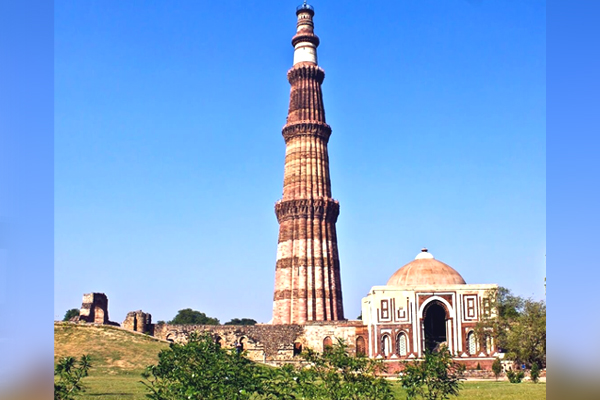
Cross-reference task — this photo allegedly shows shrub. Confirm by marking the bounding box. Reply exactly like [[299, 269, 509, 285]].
[[492, 358, 502, 381], [476, 362, 481, 370], [507, 369, 524, 383], [54, 355, 91, 400], [400, 346, 463, 400], [63, 308, 80, 321], [530, 362, 540, 383], [142, 333, 394, 400], [168, 308, 219, 325], [224, 318, 257, 326], [301, 338, 394, 400]]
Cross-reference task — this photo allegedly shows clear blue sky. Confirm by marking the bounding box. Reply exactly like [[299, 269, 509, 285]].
[[54, 0, 545, 324]]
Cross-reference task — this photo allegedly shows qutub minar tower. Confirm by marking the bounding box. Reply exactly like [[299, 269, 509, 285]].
[[272, 2, 344, 324]]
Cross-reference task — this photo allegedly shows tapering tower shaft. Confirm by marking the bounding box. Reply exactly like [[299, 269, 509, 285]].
[[272, 4, 344, 324]]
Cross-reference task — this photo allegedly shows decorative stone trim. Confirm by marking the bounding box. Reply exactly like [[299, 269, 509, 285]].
[[275, 198, 340, 223], [287, 64, 325, 84], [282, 121, 331, 143], [292, 32, 320, 47], [274, 289, 335, 301]]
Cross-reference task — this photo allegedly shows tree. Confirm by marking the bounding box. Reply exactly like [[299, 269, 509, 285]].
[[54, 355, 92, 400], [142, 333, 394, 400], [63, 308, 80, 321], [142, 332, 263, 400], [476, 287, 546, 368], [224, 318, 257, 326], [530, 362, 540, 383], [400, 346, 463, 400], [300, 338, 394, 400], [168, 308, 220, 325], [492, 358, 502, 381]]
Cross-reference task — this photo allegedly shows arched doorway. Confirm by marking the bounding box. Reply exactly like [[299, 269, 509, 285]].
[[165, 332, 176, 343], [323, 336, 333, 352], [356, 336, 366, 356], [293, 341, 303, 356], [423, 301, 447, 352]]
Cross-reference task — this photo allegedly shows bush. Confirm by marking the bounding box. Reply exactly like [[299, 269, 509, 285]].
[[400, 346, 463, 400], [507, 369, 524, 383], [492, 358, 502, 381], [142, 333, 394, 400], [224, 318, 257, 326], [530, 362, 540, 383], [301, 338, 394, 400], [63, 308, 80, 321], [54, 355, 91, 400], [168, 308, 219, 325]]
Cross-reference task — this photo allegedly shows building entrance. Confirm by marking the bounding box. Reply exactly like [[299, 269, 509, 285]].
[[423, 301, 447, 352]]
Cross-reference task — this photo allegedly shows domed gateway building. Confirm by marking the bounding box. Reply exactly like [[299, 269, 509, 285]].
[[360, 248, 498, 371]]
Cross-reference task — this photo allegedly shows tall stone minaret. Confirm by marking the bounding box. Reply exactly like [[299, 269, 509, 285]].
[[272, 2, 344, 324]]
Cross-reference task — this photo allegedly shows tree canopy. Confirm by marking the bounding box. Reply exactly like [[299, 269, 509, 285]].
[[400, 346, 463, 400], [63, 308, 80, 321], [476, 287, 546, 368], [168, 308, 220, 325], [142, 333, 393, 400], [224, 318, 257, 326]]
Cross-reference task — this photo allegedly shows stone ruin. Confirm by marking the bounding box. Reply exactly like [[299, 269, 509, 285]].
[[122, 310, 153, 335], [77, 292, 119, 326]]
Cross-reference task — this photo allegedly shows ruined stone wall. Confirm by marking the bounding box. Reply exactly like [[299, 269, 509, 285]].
[[78, 293, 119, 326], [153, 324, 307, 364], [122, 310, 153, 335], [152, 321, 365, 365], [301, 320, 363, 354]]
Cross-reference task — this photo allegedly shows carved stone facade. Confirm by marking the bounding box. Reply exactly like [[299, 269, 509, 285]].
[[360, 249, 498, 372], [272, 1, 344, 325], [78, 292, 119, 326]]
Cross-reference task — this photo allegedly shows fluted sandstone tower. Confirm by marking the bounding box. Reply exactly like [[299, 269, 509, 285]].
[[272, 3, 344, 324]]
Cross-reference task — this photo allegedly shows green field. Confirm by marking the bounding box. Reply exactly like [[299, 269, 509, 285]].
[[55, 323, 546, 399], [68, 376, 547, 400]]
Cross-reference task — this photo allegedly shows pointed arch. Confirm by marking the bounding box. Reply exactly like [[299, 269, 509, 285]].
[[396, 332, 408, 356], [356, 336, 366, 356], [381, 334, 391, 357], [467, 331, 477, 355], [323, 336, 333, 352]]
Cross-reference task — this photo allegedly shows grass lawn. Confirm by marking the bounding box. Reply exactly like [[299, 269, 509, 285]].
[[54, 322, 169, 376], [78, 372, 149, 399], [391, 380, 546, 400], [75, 372, 546, 399]]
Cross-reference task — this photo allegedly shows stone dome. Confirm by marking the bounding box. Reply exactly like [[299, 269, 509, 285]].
[[386, 248, 466, 286]]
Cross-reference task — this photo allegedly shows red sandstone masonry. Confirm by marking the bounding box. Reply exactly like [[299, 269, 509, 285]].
[[272, 7, 344, 324]]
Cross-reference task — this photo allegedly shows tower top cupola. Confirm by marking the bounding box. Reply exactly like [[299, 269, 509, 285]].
[[292, 1, 320, 65], [296, 1, 315, 16]]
